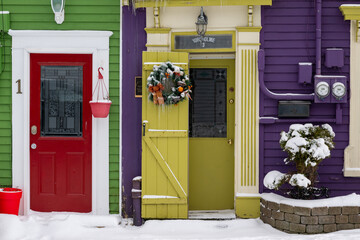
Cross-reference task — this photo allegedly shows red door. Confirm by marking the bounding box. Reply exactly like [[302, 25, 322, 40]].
[[30, 54, 92, 212]]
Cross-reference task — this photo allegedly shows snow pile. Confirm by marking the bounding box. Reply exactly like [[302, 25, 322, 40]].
[[289, 174, 311, 188], [322, 123, 335, 137], [263, 170, 286, 190], [308, 138, 331, 160], [0, 214, 26, 240], [285, 136, 308, 154], [262, 192, 360, 208], [280, 123, 334, 165]]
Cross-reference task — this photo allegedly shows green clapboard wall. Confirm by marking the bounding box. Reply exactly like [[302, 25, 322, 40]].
[[0, 0, 120, 214]]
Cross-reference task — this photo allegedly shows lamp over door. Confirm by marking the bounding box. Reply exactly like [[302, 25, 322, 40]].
[[195, 7, 208, 37], [51, 0, 65, 24]]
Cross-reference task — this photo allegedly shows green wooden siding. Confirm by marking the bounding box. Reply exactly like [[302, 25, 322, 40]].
[[0, 0, 120, 214]]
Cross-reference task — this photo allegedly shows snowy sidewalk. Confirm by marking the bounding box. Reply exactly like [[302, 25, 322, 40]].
[[1, 213, 360, 240]]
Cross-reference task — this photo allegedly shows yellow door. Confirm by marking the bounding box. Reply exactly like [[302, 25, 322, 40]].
[[142, 52, 189, 219], [189, 59, 235, 210]]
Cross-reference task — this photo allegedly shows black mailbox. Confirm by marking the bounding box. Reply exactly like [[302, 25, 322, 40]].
[[278, 101, 311, 118]]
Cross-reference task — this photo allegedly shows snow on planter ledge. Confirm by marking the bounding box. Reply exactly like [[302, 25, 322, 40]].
[[260, 193, 360, 234]]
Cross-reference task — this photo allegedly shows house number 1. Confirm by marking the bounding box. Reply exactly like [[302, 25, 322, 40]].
[[16, 79, 22, 94]]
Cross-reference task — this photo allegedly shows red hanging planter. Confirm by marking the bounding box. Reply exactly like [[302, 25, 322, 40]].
[[0, 188, 22, 215], [90, 67, 112, 118]]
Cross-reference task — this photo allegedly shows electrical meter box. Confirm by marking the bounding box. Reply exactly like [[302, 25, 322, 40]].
[[314, 75, 347, 103], [298, 62, 312, 85], [325, 48, 344, 68]]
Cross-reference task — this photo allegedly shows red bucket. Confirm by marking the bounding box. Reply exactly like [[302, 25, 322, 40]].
[[0, 188, 22, 215], [89, 101, 112, 118]]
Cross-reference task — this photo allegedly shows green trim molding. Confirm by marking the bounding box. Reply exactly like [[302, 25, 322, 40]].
[[135, 0, 272, 8], [145, 28, 171, 34], [236, 27, 262, 32], [340, 4, 360, 20], [236, 196, 261, 218]]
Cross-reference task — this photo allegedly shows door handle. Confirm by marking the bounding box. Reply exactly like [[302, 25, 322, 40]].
[[31, 143, 37, 149], [227, 139, 233, 145]]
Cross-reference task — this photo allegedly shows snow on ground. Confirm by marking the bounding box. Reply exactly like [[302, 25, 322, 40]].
[[2, 212, 360, 240]]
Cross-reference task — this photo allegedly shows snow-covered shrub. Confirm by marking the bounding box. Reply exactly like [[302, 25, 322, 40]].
[[264, 123, 335, 193]]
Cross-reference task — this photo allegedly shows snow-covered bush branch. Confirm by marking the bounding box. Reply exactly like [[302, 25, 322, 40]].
[[264, 123, 335, 193]]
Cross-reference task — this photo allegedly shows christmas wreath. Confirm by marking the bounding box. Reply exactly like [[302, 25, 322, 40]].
[[147, 61, 192, 105]]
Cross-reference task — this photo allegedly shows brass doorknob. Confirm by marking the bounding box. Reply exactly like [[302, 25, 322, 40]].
[[31, 125, 37, 135], [228, 139, 233, 145]]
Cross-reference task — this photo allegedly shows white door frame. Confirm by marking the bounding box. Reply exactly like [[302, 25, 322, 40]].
[[9, 30, 112, 215]]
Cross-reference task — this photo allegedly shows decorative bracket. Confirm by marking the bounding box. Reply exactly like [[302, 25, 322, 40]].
[[248, 5, 254, 27], [154, 7, 160, 28], [357, 20, 360, 42]]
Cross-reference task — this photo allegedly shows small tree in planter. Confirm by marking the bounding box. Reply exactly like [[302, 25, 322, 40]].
[[264, 123, 335, 199]]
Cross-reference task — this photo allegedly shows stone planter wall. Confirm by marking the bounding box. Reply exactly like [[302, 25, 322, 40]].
[[260, 198, 360, 234]]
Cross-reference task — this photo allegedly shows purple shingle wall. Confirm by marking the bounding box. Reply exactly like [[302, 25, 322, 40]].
[[260, 0, 360, 196]]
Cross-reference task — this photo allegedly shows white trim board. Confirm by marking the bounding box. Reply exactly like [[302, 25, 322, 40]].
[[344, 21, 360, 177], [9, 30, 112, 215]]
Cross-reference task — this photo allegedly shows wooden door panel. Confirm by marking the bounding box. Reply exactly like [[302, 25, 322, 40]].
[[38, 152, 56, 194], [142, 52, 189, 219], [66, 152, 85, 195]]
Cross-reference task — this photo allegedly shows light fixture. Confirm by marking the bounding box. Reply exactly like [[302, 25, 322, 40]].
[[332, 82, 346, 99], [195, 7, 208, 37], [315, 81, 330, 99], [51, 0, 65, 24]]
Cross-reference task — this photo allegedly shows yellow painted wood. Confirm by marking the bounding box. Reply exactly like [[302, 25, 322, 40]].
[[239, 49, 258, 188], [144, 63, 188, 71], [171, 31, 236, 53], [146, 44, 170, 48], [143, 135, 187, 198], [189, 59, 235, 210], [235, 197, 260, 218], [134, 0, 272, 8], [340, 5, 360, 20], [143, 198, 187, 204], [142, 51, 189, 219], [145, 28, 171, 34], [236, 27, 262, 32], [147, 130, 187, 138]]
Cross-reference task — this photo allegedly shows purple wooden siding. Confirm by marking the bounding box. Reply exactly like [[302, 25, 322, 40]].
[[122, 6, 146, 217], [260, 0, 360, 196]]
